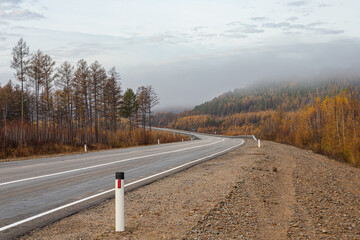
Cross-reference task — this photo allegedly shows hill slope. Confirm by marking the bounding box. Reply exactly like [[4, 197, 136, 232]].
[[154, 79, 360, 166], [193, 79, 360, 115]]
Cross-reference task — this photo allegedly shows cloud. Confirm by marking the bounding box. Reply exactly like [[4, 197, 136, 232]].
[[149, 32, 192, 44], [263, 22, 290, 28], [318, 3, 332, 8], [288, 22, 344, 35], [307, 22, 323, 27], [226, 23, 264, 34], [196, 32, 217, 38], [0, 31, 21, 40], [287, 1, 307, 7], [117, 31, 193, 46], [251, 17, 268, 22], [242, 26, 264, 34], [147, 33, 174, 43], [283, 31, 301, 35], [0, 0, 22, 11], [313, 29, 344, 35], [286, 17, 298, 21], [56, 42, 107, 58], [0, 0, 22, 6], [0, 20, 9, 25], [190, 27, 219, 41], [0, 9, 44, 20], [220, 33, 247, 39], [192, 26, 207, 32], [0, 0, 44, 21], [261, 21, 343, 36], [226, 21, 242, 26], [243, 29, 264, 34], [287, 24, 306, 30]]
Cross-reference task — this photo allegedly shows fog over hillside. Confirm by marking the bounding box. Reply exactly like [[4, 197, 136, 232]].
[[154, 38, 360, 111]]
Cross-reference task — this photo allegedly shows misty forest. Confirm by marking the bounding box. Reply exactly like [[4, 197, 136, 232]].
[[154, 80, 360, 167], [0, 38, 186, 159]]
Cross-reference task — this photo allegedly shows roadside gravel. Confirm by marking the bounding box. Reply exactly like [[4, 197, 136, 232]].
[[18, 140, 360, 239]]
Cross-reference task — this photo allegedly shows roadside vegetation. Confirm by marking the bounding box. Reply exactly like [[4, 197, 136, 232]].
[[154, 80, 360, 166], [0, 38, 185, 160]]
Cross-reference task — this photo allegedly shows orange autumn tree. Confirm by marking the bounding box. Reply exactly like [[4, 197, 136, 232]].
[[157, 81, 360, 166]]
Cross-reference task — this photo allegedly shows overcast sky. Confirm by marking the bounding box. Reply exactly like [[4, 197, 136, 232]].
[[0, 0, 360, 110]]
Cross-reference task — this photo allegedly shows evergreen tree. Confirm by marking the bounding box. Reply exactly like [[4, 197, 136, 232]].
[[89, 61, 106, 143], [105, 67, 122, 132], [10, 38, 30, 144], [122, 88, 138, 133], [27, 50, 45, 140], [73, 59, 90, 143], [56, 61, 74, 142]]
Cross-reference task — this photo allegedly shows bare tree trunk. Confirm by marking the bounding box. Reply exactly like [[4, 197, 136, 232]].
[[36, 82, 39, 141], [113, 97, 116, 132], [3, 108, 7, 157], [85, 92, 89, 144], [148, 110, 152, 132], [21, 77, 24, 145], [95, 88, 98, 143]]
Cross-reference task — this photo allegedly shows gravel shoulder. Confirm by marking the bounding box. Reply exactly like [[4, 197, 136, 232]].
[[18, 140, 360, 240]]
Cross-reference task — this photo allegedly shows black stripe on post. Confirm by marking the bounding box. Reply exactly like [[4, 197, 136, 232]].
[[116, 172, 125, 180]]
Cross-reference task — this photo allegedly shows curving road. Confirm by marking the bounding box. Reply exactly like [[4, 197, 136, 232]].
[[0, 131, 245, 239]]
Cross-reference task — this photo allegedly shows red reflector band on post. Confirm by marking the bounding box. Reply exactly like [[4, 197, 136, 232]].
[[118, 179, 121, 188]]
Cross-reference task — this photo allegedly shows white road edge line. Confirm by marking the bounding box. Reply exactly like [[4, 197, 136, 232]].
[[0, 138, 225, 186], [0, 139, 244, 232], [50, 135, 206, 163]]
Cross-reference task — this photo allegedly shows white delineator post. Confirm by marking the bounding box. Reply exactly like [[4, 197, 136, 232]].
[[115, 172, 125, 232], [258, 139, 261, 148], [84, 144, 87, 152], [158, 139, 160, 145]]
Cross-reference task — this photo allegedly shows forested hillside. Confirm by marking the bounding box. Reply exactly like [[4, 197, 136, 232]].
[[154, 79, 360, 166], [193, 79, 360, 115], [0, 38, 184, 159]]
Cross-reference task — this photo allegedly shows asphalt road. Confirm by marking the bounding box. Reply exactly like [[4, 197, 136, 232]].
[[0, 132, 245, 239]]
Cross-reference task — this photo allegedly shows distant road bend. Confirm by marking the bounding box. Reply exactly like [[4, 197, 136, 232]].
[[0, 130, 245, 239]]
